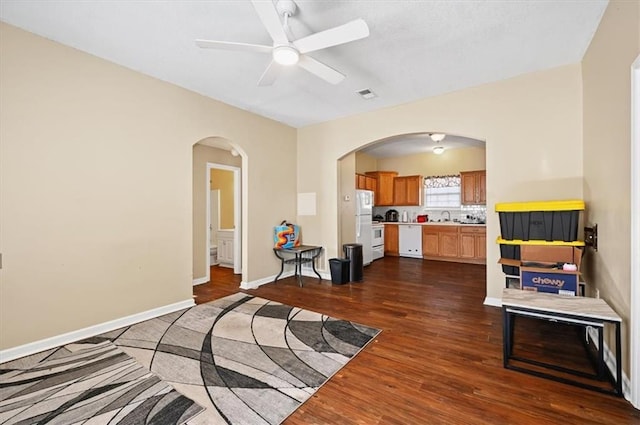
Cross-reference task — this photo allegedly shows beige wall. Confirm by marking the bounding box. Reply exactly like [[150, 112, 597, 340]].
[[0, 23, 296, 350], [582, 0, 640, 374], [210, 169, 235, 229], [355, 152, 377, 173], [338, 153, 357, 248], [297, 64, 583, 304], [376, 146, 486, 176], [192, 144, 241, 281]]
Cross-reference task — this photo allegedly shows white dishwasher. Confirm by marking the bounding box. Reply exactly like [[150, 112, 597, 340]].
[[399, 224, 423, 258]]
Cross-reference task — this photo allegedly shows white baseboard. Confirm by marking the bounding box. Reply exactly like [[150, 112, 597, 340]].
[[586, 326, 631, 400], [192, 276, 209, 286], [484, 297, 502, 307], [0, 298, 195, 364], [240, 271, 295, 289], [240, 269, 331, 290]]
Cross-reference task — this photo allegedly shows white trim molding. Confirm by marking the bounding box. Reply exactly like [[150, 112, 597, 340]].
[[241, 271, 295, 289], [193, 276, 209, 286], [0, 299, 195, 364], [240, 269, 331, 290], [630, 54, 640, 409]]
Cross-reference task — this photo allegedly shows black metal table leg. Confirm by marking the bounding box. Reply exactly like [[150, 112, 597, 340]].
[[615, 322, 622, 395], [273, 254, 285, 283], [296, 253, 303, 287], [598, 327, 605, 379], [502, 307, 511, 367]]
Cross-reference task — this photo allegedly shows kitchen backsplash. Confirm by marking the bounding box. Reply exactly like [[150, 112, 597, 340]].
[[373, 205, 487, 223]]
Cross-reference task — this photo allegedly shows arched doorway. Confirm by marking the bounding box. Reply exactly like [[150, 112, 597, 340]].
[[192, 137, 244, 287]]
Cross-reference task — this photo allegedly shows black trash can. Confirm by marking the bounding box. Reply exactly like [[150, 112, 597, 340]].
[[343, 243, 363, 282], [329, 258, 350, 284]]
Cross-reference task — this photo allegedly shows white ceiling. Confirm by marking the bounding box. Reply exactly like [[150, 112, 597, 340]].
[[0, 0, 607, 132], [360, 133, 486, 158]]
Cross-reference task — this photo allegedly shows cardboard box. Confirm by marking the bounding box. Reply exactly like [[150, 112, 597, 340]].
[[499, 245, 583, 296]]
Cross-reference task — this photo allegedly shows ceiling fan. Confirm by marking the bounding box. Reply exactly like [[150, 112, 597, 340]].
[[195, 0, 369, 86]]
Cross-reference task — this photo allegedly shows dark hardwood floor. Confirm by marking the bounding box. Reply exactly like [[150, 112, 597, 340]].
[[195, 259, 639, 425]]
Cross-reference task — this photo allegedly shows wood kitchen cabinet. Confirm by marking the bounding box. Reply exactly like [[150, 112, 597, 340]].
[[421, 225, 486, 264], [355, 173, 376, 191], [393, 175, 423, 206], [438, 226, 460, 258], [422, 227, 439, 257], [384, 224, 399, 256], [365, 171, 397, 206], [459, 226, 487, 263], [460, 170, 486, 205]]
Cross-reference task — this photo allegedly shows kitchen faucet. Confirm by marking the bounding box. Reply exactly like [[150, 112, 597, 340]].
[[441, 211, 451, 221]]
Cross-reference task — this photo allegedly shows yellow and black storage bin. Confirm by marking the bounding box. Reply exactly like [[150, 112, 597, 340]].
[[496, 199, 584, 242], [495, 199, 585, 277]]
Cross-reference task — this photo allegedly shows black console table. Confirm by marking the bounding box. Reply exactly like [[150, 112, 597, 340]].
[[273, 245, 323, 287], [502, 288, 622, 396]]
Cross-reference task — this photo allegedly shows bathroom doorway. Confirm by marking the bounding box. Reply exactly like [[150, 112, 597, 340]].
[[207, 163, 241, 276]]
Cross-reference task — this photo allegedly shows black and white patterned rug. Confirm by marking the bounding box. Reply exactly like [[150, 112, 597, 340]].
[[0, 341, 204, 424], [84, 292, 380, 424]]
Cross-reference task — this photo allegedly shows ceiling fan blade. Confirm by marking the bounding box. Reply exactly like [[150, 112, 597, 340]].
[[258, 60, 281, 86], [293, 19, 369, 54], [195, 39, 272, 54], [297, 55, 345, 85], [251, 0, 289, 45]]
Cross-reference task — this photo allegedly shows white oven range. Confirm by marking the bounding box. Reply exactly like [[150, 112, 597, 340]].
[[372, 223, 385, 260]]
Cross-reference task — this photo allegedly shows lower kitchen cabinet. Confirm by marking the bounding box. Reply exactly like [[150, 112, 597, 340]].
[[439, 227, 460, 258], [422, 228, 439, 257], [384, 224, 399, 256], [460, 226, 486, 262], [422, 225, 486, 264]]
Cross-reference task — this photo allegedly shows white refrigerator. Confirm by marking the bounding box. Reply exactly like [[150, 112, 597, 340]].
[[355, 190, 373, 266]]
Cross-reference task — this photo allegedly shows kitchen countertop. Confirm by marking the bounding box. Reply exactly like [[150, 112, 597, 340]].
[[376, 221, 486, 226]]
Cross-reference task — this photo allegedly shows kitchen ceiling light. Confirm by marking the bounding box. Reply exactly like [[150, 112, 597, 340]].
[[273, 45, 299, 66], [433, 146, 445, 155], [430, 133, 446, 142]]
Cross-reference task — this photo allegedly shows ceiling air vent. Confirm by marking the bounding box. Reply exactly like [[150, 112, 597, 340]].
[[356, 88, 377, 100]]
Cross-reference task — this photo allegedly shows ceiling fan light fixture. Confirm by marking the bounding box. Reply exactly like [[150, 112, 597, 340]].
[[273, 45, 299, 65], [430, 133, 446, 142], [433, 146, 445, 155]]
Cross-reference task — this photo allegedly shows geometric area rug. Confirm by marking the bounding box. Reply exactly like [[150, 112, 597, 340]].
[[0, 340, 204, 424], [83, 292, 381, 424]]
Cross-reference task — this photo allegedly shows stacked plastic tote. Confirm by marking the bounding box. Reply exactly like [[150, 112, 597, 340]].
[[495, 200, 585, 295]]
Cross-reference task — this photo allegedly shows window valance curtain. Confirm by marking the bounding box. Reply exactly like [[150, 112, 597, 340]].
[[424, 175, 461, 188]]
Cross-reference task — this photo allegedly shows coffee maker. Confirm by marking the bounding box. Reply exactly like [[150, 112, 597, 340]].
[[385, 209, 399, 222]]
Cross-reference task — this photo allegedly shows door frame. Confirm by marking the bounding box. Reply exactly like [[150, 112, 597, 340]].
[[630, 54, 639, 409], [206, 162, 242, 278]]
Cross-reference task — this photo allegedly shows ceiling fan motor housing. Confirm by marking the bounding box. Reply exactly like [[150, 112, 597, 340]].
[[276, 0, 297, 18]]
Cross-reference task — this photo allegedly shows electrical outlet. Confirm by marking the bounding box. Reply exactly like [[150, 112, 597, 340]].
[[595, 288, 600, 299]]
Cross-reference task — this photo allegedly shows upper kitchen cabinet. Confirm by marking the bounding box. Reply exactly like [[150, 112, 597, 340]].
[[355, 173, 377, 192], [460, 170, 486, 205], [393, 175, 423, 206], [365, 171, 398, 206]]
